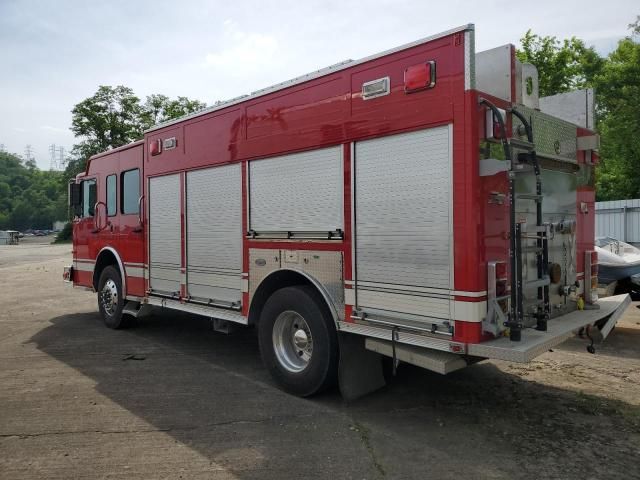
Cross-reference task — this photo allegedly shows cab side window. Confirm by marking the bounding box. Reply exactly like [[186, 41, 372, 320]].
[[82, 179, 96, 217], [121, 169, 140, 215], [106, 175, 117, 216]]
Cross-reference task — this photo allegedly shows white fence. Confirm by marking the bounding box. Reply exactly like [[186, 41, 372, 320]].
[[595, 199, 640, 244]]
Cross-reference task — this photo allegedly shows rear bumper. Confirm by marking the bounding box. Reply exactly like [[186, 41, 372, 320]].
[[467, 294, 631, 362]]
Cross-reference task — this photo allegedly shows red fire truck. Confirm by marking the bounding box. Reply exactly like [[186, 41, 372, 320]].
[[64, 24, 630, 398]]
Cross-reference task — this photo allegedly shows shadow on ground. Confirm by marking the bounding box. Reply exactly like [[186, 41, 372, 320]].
[[29, 309, 640, 479]]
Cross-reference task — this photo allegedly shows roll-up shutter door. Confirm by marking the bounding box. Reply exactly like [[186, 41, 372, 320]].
[[186, 164, 242, 305], [149, 174, 182, 295], [354, 126, 452, 322], [249, 146, 343, 233]]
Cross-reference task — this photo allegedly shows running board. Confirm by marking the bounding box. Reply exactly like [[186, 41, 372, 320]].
[[467, 294, 630, 362], [145, 296, 248, 325], [365, 338, 469, 375]]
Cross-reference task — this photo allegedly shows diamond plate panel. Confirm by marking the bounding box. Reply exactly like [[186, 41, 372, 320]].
[[513, 106, 577, 162], [249, 249, 280, 300], [248, 248, 344, 320]]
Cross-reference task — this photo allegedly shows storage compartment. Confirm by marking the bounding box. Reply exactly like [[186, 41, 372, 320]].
[[249, 146, 343, 234], [149, 174, 182, 295], [354, 125, 453, 324], [186, 164, 242, 305]]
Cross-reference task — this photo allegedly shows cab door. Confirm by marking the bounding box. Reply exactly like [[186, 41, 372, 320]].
[[115, 144, 145, 297], [72, 177, 98, 288]]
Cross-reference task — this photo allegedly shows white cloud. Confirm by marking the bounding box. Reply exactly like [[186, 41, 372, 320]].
[[40, 125, 72, 135], [0, 0, 637, 169], [203, 20, 279, 73]]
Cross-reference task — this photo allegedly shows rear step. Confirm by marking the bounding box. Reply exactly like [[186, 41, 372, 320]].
[[469, 294, 630, 362]]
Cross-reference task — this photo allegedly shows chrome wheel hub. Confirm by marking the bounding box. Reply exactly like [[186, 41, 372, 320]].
[[272, 311, 313, 373], [100, 279, 118, 316]]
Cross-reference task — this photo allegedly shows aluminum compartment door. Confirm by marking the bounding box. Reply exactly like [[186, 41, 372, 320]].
[[249, 146, 343, 233], [186, 164, 242, 305], [149, 174, 182, 295], [354, 125, 453, 323]]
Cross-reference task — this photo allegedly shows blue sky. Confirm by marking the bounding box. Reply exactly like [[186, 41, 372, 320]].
[[0, 0, 636, 169]]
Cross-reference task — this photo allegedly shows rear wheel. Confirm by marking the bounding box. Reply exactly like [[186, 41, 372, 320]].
[[258, 286, 338, 396], [97, 265, 127, 329]]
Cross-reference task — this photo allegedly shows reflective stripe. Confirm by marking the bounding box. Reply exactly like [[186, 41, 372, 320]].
[[452, 290, 487, 298], [124, 262, 146, 268], [346, 279, 485, 298], [73, 262, 94, 272], [344, 288, 355, 306], [452, 300, 487, 323], [125, 266, 145, 278]]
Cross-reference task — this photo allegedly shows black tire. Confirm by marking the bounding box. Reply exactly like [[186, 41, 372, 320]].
[[97, 265, 127, 329], [258, 285, 338, 397]]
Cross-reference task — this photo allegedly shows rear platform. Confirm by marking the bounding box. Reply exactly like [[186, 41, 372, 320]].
[[467, 294, 630, 362]]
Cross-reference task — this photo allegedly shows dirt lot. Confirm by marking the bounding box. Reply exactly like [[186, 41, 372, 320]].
[[1, 241, 639, 479]]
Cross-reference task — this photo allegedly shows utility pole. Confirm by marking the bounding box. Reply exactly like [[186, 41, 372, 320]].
[[24, 145, 35, 165], [58, 146, 66, 169], [49, 144, 58, 170]]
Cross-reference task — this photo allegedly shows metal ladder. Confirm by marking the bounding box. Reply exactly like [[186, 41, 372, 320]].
[[480, 99, 551, 341], [510, 108, 551, 333]]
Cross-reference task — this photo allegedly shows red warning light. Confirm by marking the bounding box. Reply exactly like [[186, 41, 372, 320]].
[[149, 139, 162, 156], [404, 61, 436, 93]]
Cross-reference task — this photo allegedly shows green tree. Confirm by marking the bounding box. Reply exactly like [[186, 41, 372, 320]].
[[516, 30, 603, 96], [142, 93, 171, 126], [518, 22, 640, 201], [594, 34, 640, 200], [71, 85, 145, 161], [630, 16, 640, 35], [0, 151, 67, 231], [141, 94, 206, 128], [67, 87, 206, 179]]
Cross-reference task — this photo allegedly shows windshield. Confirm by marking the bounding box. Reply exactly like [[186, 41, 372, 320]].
[[595, 237, 617, 248]]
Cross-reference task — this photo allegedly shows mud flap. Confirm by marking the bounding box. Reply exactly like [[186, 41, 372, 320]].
[[338, 332, 386, 401]]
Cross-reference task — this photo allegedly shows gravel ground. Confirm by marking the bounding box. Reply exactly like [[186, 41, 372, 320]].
[[0, 242, 639, 479]]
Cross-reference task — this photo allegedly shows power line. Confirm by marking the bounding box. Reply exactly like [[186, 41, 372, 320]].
[[58, 146, 66, 169], [24, 145, 35, 164], [49, 144, 58, 170], [48, 144, 68, 170]]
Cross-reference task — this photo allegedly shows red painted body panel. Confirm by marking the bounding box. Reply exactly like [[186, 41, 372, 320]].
[[576, 187, 596, 275], [453, 320, 482, 343], [146, 35, 460, 168], [70, 27, 599, 350], [73, 28, 481, 336], [73, 142, 145, 296], [575, 128, 597, 276]]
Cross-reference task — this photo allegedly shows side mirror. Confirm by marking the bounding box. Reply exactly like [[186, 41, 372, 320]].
[[92, 202, 107, 233], [69, 183, 82, 216]]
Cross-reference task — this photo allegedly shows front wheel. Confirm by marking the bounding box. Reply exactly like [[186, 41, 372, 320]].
[[97, 265, 127, 329], [258, 286, 338, 397]]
